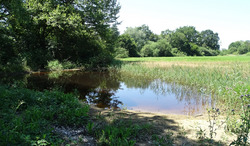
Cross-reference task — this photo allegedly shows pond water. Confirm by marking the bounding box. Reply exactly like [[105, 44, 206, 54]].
[[23, 71, 214, 115]]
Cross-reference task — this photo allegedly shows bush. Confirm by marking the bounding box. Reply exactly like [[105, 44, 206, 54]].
[[114, 47, 129, 58], [140, 42, 154, 57], [199, 47, 219, 56], [140, 40, 173, 57], [46, 60, 63, 71], [171, 48, 187, 56]]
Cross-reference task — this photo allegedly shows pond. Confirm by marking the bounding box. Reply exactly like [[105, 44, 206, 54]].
[[19, 71, 215, 115]]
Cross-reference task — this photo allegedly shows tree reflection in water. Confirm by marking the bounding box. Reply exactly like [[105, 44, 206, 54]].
[[86, 88, 122, 109], [6, 70, 215, 115]]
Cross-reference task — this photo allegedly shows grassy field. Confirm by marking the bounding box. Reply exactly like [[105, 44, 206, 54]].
[[121, 56, 250, 62]]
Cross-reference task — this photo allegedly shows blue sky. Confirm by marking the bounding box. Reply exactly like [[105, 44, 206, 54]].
[[117, 0, 250, 49]]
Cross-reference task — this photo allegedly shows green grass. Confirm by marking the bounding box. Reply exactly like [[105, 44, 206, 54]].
[[120, 56, 250, 62], [0, 85, 89, 145]]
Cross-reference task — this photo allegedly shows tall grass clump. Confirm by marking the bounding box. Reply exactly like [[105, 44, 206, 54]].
[[0, 85, 89, 145]]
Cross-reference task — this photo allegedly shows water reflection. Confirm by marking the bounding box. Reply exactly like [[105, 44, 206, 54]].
[[3, 71, 215, 115], [119, 76, 214, 115]]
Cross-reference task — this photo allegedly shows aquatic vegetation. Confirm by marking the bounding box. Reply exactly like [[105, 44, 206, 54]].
[[117, 57, 250, 111]]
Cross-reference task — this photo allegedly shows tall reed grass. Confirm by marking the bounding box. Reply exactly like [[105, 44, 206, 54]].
[[117, 61, 250, 111]]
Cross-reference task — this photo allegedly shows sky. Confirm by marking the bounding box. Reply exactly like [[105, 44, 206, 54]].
[[117, 0, 250, 49]]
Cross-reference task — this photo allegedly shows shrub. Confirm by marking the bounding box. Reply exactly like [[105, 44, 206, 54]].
[[46, 60, 63, 71], [114, 47, 129, 58]]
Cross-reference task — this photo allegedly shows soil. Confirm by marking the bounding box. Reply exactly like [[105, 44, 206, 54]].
[[87, 106, 238, 146]]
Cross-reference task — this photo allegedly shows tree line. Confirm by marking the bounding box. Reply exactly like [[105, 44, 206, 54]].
[[221, 40, 250, 55], [1, 0, 249, 72], [115, 25, 221, 58]]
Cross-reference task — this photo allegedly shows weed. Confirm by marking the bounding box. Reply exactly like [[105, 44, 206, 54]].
[[208, 108, 220, 139], [152, 131, 175, 146], [196, 127, 207, 141], [229, 94, 250, 146], [87, 122, 94, 134], [94, 119, 151, 146], [0, 85, 89, 145]]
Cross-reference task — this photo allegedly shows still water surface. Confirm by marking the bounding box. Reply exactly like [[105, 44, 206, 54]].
[[26, 71, 214, 115]]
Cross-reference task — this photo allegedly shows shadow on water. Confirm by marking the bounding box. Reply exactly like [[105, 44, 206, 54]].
[[2, 70, 215, 115]]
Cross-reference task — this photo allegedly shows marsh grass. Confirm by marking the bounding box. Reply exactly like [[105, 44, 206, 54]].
[[116, 58, 250, 111]]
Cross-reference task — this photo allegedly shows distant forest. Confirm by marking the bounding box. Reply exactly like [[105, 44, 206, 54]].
[[0, 0, 249, 72]]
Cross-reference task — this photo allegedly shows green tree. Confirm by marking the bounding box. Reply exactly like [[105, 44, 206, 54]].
[[169, 31, 191, 55], [140, 39, 173, 57], [0, 0, 121, 70], [169, 26, 199, 56], [123, 25, 158, 54], [175, 26, 198, 43], [228, 40, 250, 54], [198, 29, 220, 50], [117, 34, 138, 57]]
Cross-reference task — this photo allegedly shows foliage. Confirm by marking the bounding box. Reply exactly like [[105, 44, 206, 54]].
[[117, 34, 138, 57], [207, 108, 220, 139], [0, 85, 89, 145], [152, 132, 175, 145], [140, 39, 173, 57], [46, 60, 63, 71], [198, 29, 220, 50], [114, 47, 129, 58], [228, 94, 250, 146], [199, 47, 219, 56], [95, 120, 150, 146], [123, 26, 147, 53], [46, 60, 78, 71], [227, 40, 250, 55], [122, 25, 221, 57], [0, 0, 121, 71]]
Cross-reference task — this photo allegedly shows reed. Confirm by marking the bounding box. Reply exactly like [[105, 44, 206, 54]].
[[117, 57, 250, 110]]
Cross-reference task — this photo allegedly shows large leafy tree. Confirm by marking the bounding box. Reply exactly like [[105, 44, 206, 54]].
[[123, 25, 157, 53], [0, 0, 120, 70], [198, 29, 220, 50], [168, 26, 200, 56], [117, 34, 138, 57]]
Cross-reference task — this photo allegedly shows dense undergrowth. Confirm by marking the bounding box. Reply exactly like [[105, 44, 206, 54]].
[[0, 85, 89, 145]]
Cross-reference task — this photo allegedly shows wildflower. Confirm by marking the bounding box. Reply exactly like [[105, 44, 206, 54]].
[[216, 108, 219, 112], [248, 105, 250, 108], [232, 109, 235, 112]]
